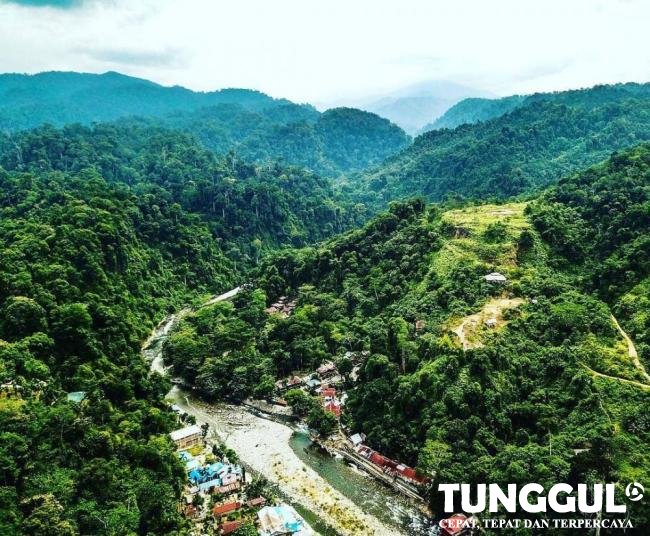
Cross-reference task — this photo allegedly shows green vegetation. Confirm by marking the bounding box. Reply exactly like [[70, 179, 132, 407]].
[[0, 123, 366, 264], [1, 71, 649, 534], [350, 83, 650, 206], [0, 168, 236, 534], [425, 95, 525, 131], [158, 106, 410, 176], [0, 71, 306, 131]]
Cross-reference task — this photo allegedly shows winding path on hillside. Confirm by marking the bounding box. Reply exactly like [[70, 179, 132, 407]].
[[610, 314, 650, 384], [583, 365, 650, 391], [451, 297, 524, 351]]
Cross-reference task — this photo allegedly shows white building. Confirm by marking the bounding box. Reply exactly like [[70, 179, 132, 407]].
[[170, 424, 202, 449], [484, 272, 507, 283]]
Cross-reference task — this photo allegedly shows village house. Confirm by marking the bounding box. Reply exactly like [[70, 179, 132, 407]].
[[219, 520, 243, 535], [319, 386, 342, 417], [305, 378, 321, 389], [246, 496, 267, 508], [320, 387, 336, 400], [440, 513, 476, 536], [356, 444, 430, 486], [265, 296, 298, 316], [170, 424, 202, 449], [66, 391, 86, 403], [183, 503, 199, 519], [188, 461, 243, 493], [324, 400, 341, 417], [317, 361, 337, 379], [484, 318, 497, 328], [185, 458, 201, 472], [216, 482, 241, 495], [212, 500, 241, 517], [0, 381, 23, 397], [275, 375, 303, 392], [349, 433, 366, 447], [258, 504, 313, 536]]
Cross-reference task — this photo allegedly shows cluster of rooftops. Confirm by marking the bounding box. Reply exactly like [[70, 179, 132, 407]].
[[349, 433, 430, 486]]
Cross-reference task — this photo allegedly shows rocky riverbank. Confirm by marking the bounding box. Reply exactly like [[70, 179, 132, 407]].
[[167, 388, 404, 536]]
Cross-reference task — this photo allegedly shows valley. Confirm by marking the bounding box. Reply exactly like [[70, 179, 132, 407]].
[[0, 68, 649, 536]]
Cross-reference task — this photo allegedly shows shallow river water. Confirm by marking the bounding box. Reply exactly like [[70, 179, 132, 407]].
[[289, 432, 436, 536]]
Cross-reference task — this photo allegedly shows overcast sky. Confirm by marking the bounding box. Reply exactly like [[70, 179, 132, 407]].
[[1, 0, 649, 103]]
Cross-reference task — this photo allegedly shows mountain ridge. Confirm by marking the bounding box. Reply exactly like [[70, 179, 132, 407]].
[[347, 84, 650, 207], [424, 81, 650, 131]]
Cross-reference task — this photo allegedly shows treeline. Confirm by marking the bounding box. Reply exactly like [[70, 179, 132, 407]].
[[158, 106, 411, 177], [0, 169, 237, 534], [427, 81, 650, 130], [0, 71, 305, 131]]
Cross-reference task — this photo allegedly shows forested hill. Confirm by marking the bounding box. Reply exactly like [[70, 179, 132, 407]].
[[0, 123, 367, 262], [425, 95, 525, 131], [185, 145, 649, 528], [155, 106, 410, 176], [0, 168, 235, 534], [349, 87, 650, 206], [0, 108, 387, 534], [424, 82, 650, 131], [0, 71, 410, 177]]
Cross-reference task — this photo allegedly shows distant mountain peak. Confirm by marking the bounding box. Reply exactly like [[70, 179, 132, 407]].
[[333, 79, 492, 134]]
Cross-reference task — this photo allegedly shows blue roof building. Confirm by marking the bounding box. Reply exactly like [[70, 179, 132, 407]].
[[198, 478, 221, 493], [188, 469, 204, 484], [66, 391, 86, 403], [178, 451, 193, 462], [186, 459, 201, 472]]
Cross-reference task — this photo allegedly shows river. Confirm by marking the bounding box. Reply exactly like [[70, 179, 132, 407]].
[[143, 289, 435, 536]]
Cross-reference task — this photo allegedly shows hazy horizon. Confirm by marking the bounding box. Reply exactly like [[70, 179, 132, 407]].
[[1, 0, 649, 105]]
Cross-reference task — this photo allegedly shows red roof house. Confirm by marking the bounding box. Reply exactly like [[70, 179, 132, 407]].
[[324, 401, 341, 417], [212, 501, 241, 517], [219, 520, 242, 535], [321, 387, 336, 399], [395, 464, 430, 484], [370, 452, 388, 466]]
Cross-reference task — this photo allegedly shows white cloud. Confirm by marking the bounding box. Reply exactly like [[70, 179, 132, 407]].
[[0, 0, 648, 101]]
